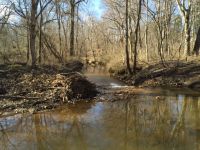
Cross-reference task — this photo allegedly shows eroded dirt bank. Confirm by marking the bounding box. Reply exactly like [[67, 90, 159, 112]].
[[0, 61, 98, 115], [111, 61, 200, 90]]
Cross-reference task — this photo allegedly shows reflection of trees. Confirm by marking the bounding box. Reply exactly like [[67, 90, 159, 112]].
[[1, 94, 200, 149], [0, 113, 89, 149], [0, 123, 17, 150], [101, 94, 200, 149], [32, 113, 88, 150], [0, 102, 92, 150], [0, 114, 25, 150], [189, 97, 200, 150], [170, 97, 187, 139], [32, 104, 91, 150]]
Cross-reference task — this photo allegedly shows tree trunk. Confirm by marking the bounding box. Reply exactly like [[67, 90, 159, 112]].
[[176, 0, 191, 58], [56, 2, 62, 57], [125, 0, 132, 74], [30, 0, 38, 68], [193, 27, 200, 55], [26, 27, 30, 64], [61, 16, 68, 60], [184, 12, 191, 56], [133, 0, 142, 74], [145, 0, 149, 62], [76, 5, 79, 56], [70, 0, 75, 56], [39, 0, 43, 65]]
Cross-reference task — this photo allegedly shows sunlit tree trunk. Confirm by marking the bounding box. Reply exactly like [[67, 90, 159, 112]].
[[145, 0, 149, 62], [184, 12, 191, 56], [176, 0, 191, 57]]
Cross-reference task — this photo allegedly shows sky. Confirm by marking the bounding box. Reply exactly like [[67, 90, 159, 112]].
[[84, 0, 106, 20], [0, 0, 106, 22]]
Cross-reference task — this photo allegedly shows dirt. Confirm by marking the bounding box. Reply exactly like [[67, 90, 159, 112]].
[[0, 61, 98, 116]]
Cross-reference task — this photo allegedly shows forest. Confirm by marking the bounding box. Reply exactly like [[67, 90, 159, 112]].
[[0, 0, 199, 67], [0, 0, 200, 149]]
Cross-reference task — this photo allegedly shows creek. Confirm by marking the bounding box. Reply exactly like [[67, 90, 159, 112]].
[[0, 67, 200, 150]]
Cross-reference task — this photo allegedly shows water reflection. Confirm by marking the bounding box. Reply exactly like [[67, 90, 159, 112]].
[[84, 66, 126, 89], [1, 93, 200, 150]]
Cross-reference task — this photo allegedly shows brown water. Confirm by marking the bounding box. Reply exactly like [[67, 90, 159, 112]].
[[1, 73, 200, 150]]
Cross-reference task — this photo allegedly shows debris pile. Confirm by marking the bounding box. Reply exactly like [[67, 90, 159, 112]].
[[51, 73, 98, 101], [0, 62, 98, 114]]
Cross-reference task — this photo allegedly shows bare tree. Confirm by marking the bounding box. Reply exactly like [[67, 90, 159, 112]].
[[29, 0, 39, 68], [13, 0, 52, 67], [69, 0, 85, 56], [0, 4, 12, 33]]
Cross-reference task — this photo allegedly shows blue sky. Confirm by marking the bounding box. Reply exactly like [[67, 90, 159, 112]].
[[0, 0, 106, 22], [85, 0, 106, 19]]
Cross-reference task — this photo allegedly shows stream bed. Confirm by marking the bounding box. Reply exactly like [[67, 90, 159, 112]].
[[1, 72, 200, 150]]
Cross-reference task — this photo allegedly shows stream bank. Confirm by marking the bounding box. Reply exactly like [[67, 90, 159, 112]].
[[111, 61, 200, 90]]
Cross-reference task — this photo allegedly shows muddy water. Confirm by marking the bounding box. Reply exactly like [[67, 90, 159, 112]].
[[1, 72, 200, 150]]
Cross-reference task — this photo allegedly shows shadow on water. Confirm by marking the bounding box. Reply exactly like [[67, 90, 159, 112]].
[[1, 66, 200, 150]]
